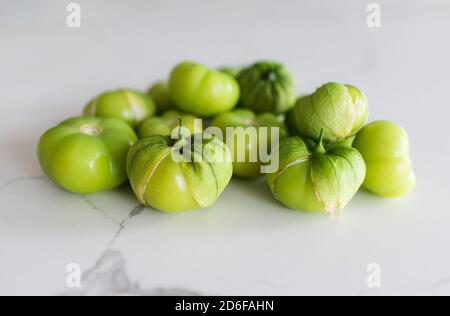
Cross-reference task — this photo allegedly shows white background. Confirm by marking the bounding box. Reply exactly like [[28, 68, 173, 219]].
[[0, 0, 449, 295]]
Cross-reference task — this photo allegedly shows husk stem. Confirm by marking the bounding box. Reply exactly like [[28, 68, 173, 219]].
[[315, 129, 326, 154]]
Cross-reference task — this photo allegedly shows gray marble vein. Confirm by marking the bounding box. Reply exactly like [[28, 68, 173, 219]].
[[107, 204, 145, 246], [433, 278, 450, 289], [84, 196, 123, 226], [0, 175, 45, 192], [63, 249, 201, 296]]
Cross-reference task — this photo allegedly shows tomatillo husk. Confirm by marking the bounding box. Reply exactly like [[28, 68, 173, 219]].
[[267, 131, 366, 214], [293, 83, 368, 142], [237, 61, 296, 114], [127, 133, 233, 212]]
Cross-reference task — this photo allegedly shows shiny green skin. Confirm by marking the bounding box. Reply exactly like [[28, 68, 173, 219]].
[[147, 81, 174, 114], [237, 61, 296, 114], [138, 110, 199, 139], [212, 109, 288, 178], [353, 121, 416, 198], [38, 117, 138, 194], [269, 160, 325, 212], [84, 89, 156, 128], [169, 61, 240, 117], [127, 136, 233, 213], [267, 137, 324, 212]]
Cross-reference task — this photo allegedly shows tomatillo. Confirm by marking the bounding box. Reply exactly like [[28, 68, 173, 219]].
[[138, 110, 199, 139], [285, 107, 299, 136], [147, 81, 174, 114], [127, 134, 233, 213], [84, 89, 156, 128], [267, 132, 366, 214], [169, 61, 240, 117], [353, 121, 416, 198], [37, 116, 138, 194], [237, 61, 296, 114], [212, 109, 288, 178], [293, 83, 368, 142]]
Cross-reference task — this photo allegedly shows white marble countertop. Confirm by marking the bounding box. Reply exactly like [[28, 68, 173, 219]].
[[1, 0, 450, 296]]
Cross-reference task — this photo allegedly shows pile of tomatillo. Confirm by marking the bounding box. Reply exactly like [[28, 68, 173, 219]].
[[38, 60, 415, 215]]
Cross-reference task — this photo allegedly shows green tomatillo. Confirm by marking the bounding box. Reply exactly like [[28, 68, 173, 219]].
[[237, 61, 296, 114], [127, 133, 233, 213], [84, 89, 156, 128], [138, 110, 199, 139], [267, 131, 366, 214], [37, 116, 138, 194], [169, 61, 240, 117], [147, 81, 174, 114], [212, 109, 288, 178], [285, 107, 299, 136], [293, 83, 369, 142], [353, 120, 416, 198]]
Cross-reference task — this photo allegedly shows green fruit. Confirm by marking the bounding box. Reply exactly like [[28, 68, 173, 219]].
[[353, 121, 416, 198], [169, 61, 240, 117], [285, 107, 299, 135], [237, 61, 296, 114], [212, 109, 288, 178], [147, 81, 174, 114], [37, 116, 138, 194], [138, 110, 199, 139], [127, 134, 233, 212], [293, 83, 369, 142], [347, 85, 369, 134], [330, 135, 356, 149], [267, 132, 366, 213], [84, 89, 156, 128]]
